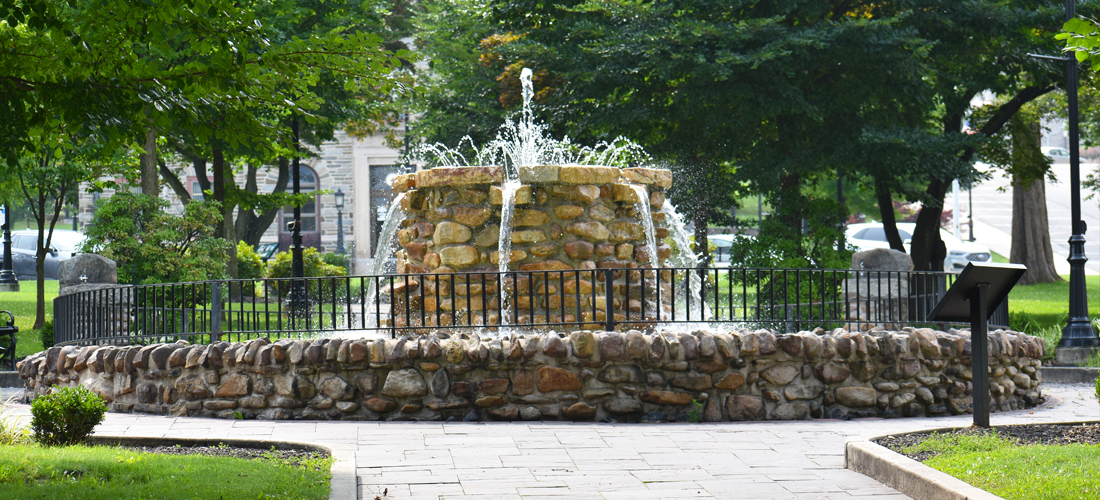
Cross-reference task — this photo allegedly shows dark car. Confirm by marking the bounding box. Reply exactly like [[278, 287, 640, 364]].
[[10, 229, 86, 280]]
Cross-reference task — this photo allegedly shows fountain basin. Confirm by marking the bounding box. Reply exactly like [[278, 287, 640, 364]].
[[387, 165, 676, 329], [18, 327, 1045, 422]]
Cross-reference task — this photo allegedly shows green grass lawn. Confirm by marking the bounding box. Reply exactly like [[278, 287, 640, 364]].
[[903, 432, 1100, 500], [0, 280, 57, 359], [0, 444, 333, 500]]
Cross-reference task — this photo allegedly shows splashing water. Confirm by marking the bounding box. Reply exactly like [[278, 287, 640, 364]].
[[659, 200, 710, 321], [411, 69, 650, 173], [364, 192, 408, 329], [496, 180, 523, 325], [630, 185, 659, 267]]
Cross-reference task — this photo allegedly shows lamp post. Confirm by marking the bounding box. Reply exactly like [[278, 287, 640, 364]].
[[0, 204, 19, 292], [335, 188, 346, 254], [285, 116, 310, 317], [1061, 0, 1099, 351], [1032, 0, 1100, 353]]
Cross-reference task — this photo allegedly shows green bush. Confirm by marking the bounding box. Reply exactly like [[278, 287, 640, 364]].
[[236, 241, 266, 280], [39, 319, 54, 350], [30, 385, 108, 446], [81, 192, 231, 284], [321, 252, 349, 271], [266, 248, 347, 300]]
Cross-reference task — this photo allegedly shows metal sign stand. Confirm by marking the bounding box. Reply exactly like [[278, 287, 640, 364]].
[[928, 262, 1027, 427]]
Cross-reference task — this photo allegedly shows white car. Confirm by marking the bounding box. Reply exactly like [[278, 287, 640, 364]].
[[1041, 146, 1071, 164], [845, 222, 991, 273]]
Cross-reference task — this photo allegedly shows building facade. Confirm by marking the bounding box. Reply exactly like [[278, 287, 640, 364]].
[[77, 130, 407, 273]]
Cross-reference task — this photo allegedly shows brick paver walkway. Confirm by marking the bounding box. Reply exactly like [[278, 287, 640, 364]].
[[3, 383, 1097, 499]]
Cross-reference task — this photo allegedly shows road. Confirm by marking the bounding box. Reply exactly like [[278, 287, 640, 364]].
[[966, 161, 1100, 275]]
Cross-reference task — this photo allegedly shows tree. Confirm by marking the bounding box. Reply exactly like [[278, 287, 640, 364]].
[[975, 99, 1062, 285], [0, 123, 125, 328]]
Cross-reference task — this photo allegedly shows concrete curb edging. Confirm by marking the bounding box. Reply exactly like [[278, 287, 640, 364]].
[[88, 435, 355, 500], [845, 438, 1004, 500], [1040, 366, 1099, 384]]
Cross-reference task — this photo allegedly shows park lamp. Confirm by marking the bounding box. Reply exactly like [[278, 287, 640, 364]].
[[335, 188, 345, 211]]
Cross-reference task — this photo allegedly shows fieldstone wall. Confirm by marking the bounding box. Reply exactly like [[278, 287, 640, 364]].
[[387, 165, 675, 329], [19, 327, 1045, 422]]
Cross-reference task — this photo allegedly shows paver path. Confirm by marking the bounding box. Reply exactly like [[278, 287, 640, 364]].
[[2, 383, 1097, 499]]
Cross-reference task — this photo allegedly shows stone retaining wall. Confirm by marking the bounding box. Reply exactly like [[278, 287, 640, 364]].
[[18, 327, 1045, 422]]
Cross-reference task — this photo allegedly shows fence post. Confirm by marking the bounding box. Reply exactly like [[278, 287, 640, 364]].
[[211, 282, 222, 343], [604, 269, 614, 331]]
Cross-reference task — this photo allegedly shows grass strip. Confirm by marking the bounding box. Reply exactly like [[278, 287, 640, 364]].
[[0, 444, 333, 500], [904, 432, 1100, 500]]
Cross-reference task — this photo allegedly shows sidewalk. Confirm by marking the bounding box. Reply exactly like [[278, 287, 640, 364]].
[[3, 383, 1097, 500]]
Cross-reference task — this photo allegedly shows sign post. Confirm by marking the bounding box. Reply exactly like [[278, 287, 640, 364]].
[[928, 262, 1026, 427]]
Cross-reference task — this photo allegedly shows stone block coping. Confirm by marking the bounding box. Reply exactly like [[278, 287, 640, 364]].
[[86, 435, 354, 500]]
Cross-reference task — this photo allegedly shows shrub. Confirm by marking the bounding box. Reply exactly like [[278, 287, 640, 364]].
[[39, 319, 54, 350], [30, 385, 108, 446], [266, 248, 347, 300], [321, 252, 349, 271], [81, 192, 231, 284], [236, 241, 266, 280]]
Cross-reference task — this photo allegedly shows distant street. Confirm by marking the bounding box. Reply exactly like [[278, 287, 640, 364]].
[[967, 162, 1100, 275]]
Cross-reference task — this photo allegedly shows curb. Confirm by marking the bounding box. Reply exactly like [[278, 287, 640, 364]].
[[845, 438, 1004, 500], [89, 436, 356, 500], [1040, 366, 1099, 384], [846, 420, 1100, 500], [0, 371, 21, 388]]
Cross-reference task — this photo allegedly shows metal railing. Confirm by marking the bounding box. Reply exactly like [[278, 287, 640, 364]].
[[52, 267, 1009, 347]]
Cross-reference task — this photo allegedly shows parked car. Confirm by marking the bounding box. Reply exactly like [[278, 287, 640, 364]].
[[1041, 146, 1071, 163], [845, 222, 991, 273], [10, 229, 86, 280]]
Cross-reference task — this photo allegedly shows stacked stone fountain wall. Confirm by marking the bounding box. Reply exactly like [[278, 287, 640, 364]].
[[19, 327, 1046, 422], [387, 165, 675, 330]]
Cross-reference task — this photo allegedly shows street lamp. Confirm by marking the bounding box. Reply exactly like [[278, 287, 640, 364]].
[[334, 188, 346, 254], [1030, 0, 1100, 355], [0, 204, 19, 292]]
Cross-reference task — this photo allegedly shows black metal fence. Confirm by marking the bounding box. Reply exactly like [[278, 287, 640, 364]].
[[52, 267, 1009, 347]]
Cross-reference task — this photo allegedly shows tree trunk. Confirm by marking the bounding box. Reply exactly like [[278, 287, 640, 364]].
[[874, 178, 905, 252], [212, 146, 238, 279], [911, 178, 949, 271], [158, 158, 191, 205], [1011, 176, 1062, 284], [242, 157, 290, 246], [139, 110, 158, 196]]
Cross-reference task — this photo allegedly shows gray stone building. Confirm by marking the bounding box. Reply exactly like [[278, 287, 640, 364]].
[[77, 130, 407, 273]]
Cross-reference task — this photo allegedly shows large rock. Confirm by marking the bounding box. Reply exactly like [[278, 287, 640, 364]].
[[381, 369, 428, 397], [536, 367, 582, 392], [851, 248, 913, 272], [835, 386, 877, 407], [59, 254, 118, 289]]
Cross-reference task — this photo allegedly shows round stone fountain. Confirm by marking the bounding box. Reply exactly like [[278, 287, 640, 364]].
[[385, 164, 676, 330]]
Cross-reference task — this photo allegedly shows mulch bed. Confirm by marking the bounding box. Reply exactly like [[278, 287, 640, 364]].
[[873, 423, 1100, 462], [121, 444, 329, 469]]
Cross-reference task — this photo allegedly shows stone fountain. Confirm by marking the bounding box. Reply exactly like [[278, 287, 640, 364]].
[[17, 69, 1048, 423]]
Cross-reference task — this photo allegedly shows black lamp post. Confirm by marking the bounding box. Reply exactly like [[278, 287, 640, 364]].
[[335, 188, 346, 254], [285, 116, 310, 317], [1061, 0, 1099, 349], [1032, 0, 1099, 350], [0, 204, 19, 292]]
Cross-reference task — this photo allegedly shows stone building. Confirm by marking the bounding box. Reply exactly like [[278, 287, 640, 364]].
[[77, 130, 407, 272]]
